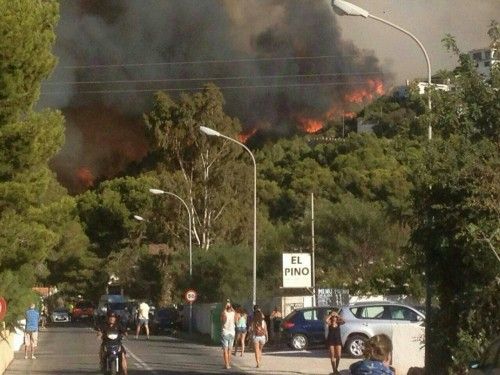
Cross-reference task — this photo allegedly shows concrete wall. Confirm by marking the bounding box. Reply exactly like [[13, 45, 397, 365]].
[[190, 303, 216, 335], [392, 324, 425, 375], [0, 331, 14, 375]]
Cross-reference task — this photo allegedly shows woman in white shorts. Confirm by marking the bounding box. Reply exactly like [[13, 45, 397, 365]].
[[251, 310, 268, 368]]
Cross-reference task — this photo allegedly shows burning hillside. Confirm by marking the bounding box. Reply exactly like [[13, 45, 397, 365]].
[[42, 0, 389, 192]]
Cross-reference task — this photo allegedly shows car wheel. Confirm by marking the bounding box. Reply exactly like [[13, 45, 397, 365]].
[[345, 334, 368, 358], [291, 334, 308, 350]]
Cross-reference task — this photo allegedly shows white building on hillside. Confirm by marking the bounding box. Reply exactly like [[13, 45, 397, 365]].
[[468, 47, 499, 79], [392, 79, 452, 99]]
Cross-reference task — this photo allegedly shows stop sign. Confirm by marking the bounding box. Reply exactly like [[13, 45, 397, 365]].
[[0, 297, 7, 321]]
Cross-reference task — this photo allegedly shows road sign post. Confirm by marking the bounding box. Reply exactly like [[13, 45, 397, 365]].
[[184, 289, 197, 335]]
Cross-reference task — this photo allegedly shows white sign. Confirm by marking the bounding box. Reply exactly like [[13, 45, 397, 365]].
[[184, 289, 197, 303], [283, 253, 312, 288]]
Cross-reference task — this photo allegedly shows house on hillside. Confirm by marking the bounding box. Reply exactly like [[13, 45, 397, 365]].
[[468, 47, 499, 79]]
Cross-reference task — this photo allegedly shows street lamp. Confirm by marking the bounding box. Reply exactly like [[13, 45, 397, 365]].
[[199, 125, 258, 306], [149, 188, 194, 335], [149, 189, 192, 278], [332, 1, 434, 369], [331, 0, 432, 140]]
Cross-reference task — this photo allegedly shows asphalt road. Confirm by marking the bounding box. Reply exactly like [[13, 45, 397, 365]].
[[5, 322, 245, 375], [6, 322, 358, 374]]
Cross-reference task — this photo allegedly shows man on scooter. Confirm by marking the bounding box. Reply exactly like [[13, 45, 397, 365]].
[[97, 311, 128, 375]]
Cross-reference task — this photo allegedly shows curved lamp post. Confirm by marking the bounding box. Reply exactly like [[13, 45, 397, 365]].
[[331, 0, 432, 140], [149, 189, 192, 278], [149, 188, 194, 334], [199, 125, 258, 306], [332, 1, 435, 369]]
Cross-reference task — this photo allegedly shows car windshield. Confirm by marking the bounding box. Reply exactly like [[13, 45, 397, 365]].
[[108, 303, 128, 311], [53, 309, 68, 313]]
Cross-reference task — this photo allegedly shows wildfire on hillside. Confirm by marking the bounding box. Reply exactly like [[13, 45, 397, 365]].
[[238, 127, 258, 143], [76, 167, 95, 188], [344, 79, 385, 104], [46, 2, 391, 191], [297, 116, 324, 134]]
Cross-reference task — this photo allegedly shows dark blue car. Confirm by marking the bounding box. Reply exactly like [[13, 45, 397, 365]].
[[150, 308, 180, 335], [281, 306, 338, 350]]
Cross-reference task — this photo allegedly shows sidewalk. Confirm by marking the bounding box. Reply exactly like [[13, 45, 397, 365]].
[[177, 332, 356, 374], [230, 346, 357, 375]]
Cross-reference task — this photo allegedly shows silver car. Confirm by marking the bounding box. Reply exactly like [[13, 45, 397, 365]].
[[339, 301, 425, 357], [50, 308, 71, 323]]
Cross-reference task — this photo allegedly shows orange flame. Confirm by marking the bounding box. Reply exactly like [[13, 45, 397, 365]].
[[297, 117, 323, 133], [326, 106, 357, 121], [345, 78, 385, 104], [76, 167, 94, 188], [238, 128, 257, 143]]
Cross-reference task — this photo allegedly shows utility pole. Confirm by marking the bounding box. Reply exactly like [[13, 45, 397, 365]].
[[311, 193, 316, 307]]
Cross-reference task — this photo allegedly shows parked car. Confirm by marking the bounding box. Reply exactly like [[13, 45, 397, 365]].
[[150, 307, 181, 335], [340, 301, 425, 358], [50, 308, 71, 323], [281, 306, 337, 350], [469, 336, 500, 374], [106, 302, 133, 327], [72, 301, 94, 322], [93, 294, 129, 325]]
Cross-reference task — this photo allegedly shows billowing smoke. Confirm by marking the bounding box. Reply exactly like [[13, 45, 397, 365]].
[[42, 0, 388, 193]]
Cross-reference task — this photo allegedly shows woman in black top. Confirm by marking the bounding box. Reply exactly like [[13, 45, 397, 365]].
[[325, 310, 345, 375]]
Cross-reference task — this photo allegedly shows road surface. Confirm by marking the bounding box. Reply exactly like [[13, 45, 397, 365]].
[[5, 323, 357, 374]]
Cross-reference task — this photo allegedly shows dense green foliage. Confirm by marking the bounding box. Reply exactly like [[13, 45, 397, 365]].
[[0, 0, 94, 326], [411, 31, 499, 373]]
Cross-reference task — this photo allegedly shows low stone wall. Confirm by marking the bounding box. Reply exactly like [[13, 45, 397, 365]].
[[0, 331, 14, 375], [392, 324, 425, 375]]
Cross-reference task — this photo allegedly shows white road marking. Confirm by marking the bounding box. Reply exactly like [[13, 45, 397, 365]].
[[124, 345, 159, 374], [88, 327, 157, 373]]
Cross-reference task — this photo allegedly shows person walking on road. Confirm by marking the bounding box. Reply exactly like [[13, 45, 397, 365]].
[[24, 303, 40, 359], [270, 306, 282, 342], [221, 299, 235, 369], [350, 334, 395, 375], [135, 301, 150, 339], [233, 306, 248, 356], [325, 309, 345, 374], [40, 303, 48, 330], [251, 309, 268, 368]]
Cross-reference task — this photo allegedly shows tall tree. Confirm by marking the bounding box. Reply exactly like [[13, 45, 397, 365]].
[[0, 0, 92, 324], [144, 84, 253, 250], [412, 30, 500, 374]]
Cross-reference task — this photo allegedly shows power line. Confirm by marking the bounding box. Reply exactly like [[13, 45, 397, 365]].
[[58, 54, 364, 70], [41, 80, 382, 95], [44, 71, 383, 86]]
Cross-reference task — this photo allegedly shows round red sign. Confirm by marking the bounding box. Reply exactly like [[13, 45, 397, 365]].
[[0, 297, 7, 321], [184, 289, 197, 303]]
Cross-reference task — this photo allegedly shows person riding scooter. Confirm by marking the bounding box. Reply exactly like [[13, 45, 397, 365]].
[[96, 311, 128, 375]]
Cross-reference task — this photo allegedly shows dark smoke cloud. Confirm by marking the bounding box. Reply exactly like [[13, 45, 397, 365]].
[[42, 0, 387, 193]]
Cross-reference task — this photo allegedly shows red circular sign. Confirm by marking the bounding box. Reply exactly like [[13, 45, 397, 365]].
[[0, 297, 7, 321], [184, 289, 197, 303]]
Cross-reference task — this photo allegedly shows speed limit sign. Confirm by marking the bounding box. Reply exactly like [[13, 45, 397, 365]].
[[184, 289, 197, 304]]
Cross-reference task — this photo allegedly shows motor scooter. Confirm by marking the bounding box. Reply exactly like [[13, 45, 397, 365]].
[[103, 332, 123, 375]]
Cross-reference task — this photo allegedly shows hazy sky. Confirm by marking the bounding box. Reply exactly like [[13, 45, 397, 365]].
[[333, 0, 499, 82]]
